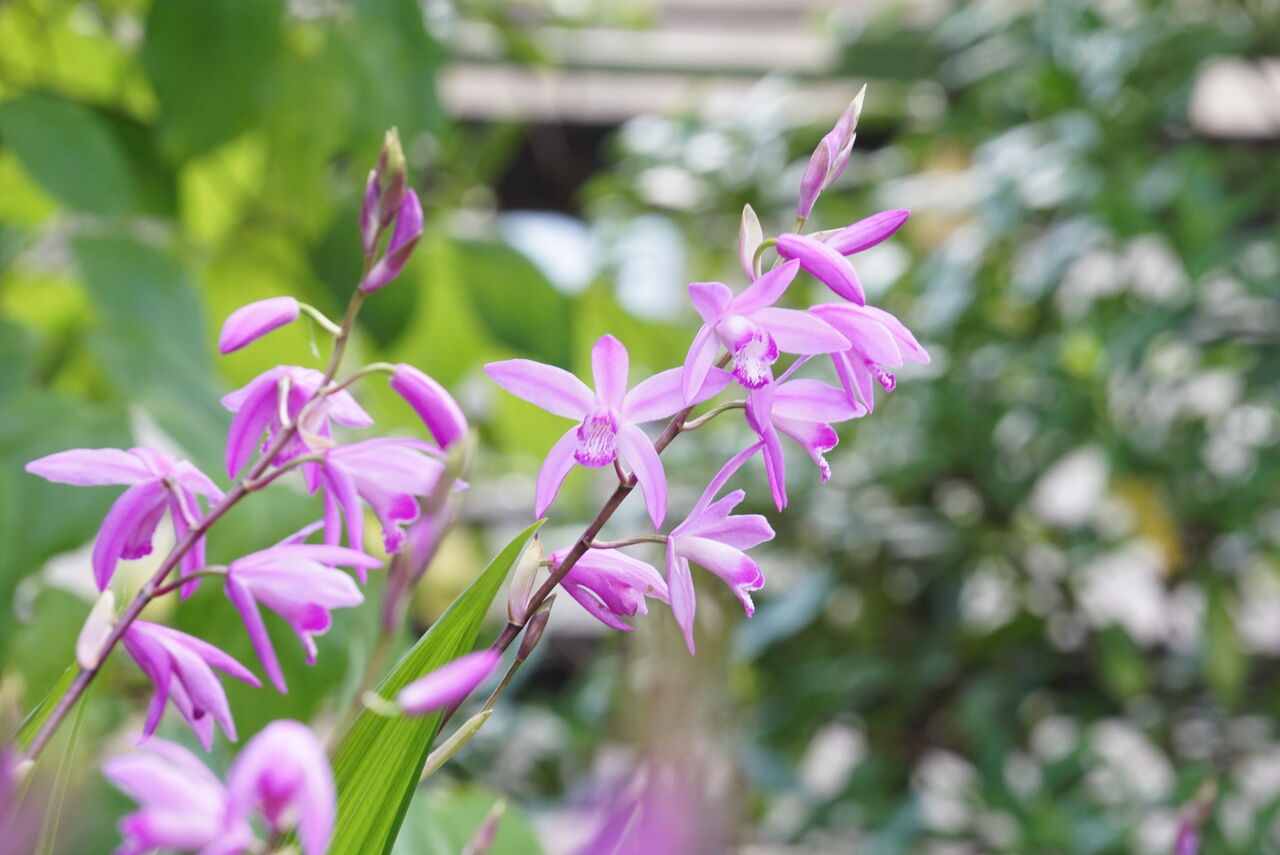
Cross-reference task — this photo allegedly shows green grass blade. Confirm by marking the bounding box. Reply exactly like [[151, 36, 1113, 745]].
[[327, 520, 542, 855]]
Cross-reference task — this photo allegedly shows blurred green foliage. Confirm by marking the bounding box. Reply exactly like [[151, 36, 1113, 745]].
[[3, 0, 1280, 853]]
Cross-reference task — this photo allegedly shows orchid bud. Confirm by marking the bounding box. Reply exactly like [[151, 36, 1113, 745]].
[[738, 203, 763, 281], [76, 589, 116, 669], [419, 708, 492, 782], [218, 297, 301, 354], [359, 190, 424, 292], [776, 232, 866, 305], [507, 536, 543, 625], [517, 595, 554, 661], [796, 85, 866, 219], [375, 127, 408, 230], [461, 800, 506, 855], [397, 649, 501, 716], [389, 364, 468, 450]]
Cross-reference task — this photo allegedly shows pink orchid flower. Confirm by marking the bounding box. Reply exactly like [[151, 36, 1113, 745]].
[[745, 378, 866, 510], [680, 260, 848, 406], [225, 544, 380, 693], [122, 621, 261, 750], [226, 720, 336, 855], [809, 302, 930, 413], [316, 437, 452, 555], [222, 365, 373, 481], [551, 547, 670, 631], [665, 446, 775, 654], [485, 335, 731, 527], [388, 362, 469, 449], [103, 739, 255, 855], [25, 447, 223, 593]]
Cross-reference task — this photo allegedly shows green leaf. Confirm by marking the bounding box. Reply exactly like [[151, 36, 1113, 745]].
[[141, 0, 284, 160], [72, 236, 226, 468], [328, 520, 542, 855], [13, 667, 74, 750], [0, 94, 136, 215], [455, 239, 575, 367]]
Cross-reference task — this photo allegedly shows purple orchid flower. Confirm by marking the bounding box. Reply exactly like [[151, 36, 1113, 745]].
[[389, 363, 468, 449], [796, 86, 864, 219], [814, 209, 910, 255], [218, 297, 301, 355], [25, 447, 224, 593], [746, 378, 866, 510], [222, 365, 374, 480], [316, 437, 451, 555], [664, 446, 775, 654], [103, 739, 255, 855], [809, 302, 930, 413], [360, 189, 424, 293], [226, 720, 336, 855], [680, 260, 848, 406], [225, 544, 380, 693], [551, 547, 670, 632], [122, 621, 261, 750], [485, 335, 732, 527], [397, 649, 502, 715]]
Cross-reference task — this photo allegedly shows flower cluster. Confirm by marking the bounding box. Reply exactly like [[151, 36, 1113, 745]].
[[20, 130, 451, 852], [480, 90, 929, 653]]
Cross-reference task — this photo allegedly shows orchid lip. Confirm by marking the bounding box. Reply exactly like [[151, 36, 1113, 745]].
[[574, 407, 619, 468], [869, 362, 897, 392]]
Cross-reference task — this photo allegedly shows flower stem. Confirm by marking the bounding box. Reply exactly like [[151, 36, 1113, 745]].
[[298, 302, 344, 337], [588, 535, 668, 549], [752, 238, 778, 274], [22, 266, 375, 763], [681, 400, 745, 431], [148, 568, 227, 600]]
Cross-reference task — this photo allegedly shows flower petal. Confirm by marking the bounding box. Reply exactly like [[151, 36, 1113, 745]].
[[749, 307, 849, 355], [675, 536, 764, 616], [732, 259, 799, 315], [617, 423, 667, 528], [590, 334, 630, 409], [535, 428, 581, 519], [822, 210, 910, 255], [687, 281, 733, 324], [679, 323, 720, 405], [666, 540, 697, 655], [776, 232, 866, 305], [484, 359, 594, 420], [624, 366, 730, 423], [92, 481, 168, 590], [25, 447, 153, 486], [226, 576, 286, 693], [857, 304, 930, 363], [773, 379, 864, 423], [738, 203, 763, 281], [223, 371, 278, 479]]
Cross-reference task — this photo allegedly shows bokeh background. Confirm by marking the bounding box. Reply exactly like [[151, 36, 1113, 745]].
[[2, 0, 1280, 852]]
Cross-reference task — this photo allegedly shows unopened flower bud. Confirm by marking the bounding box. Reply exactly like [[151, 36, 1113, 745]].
[[359, 190, 423, 293], [796, 84, 867, 219], [461, 799, 506, 855], [507, 536, 543, 625], [517, 595, 554, 661], [738, 203, 763, 281], [218, 296, 301, 354], [375, 127, 408, 230], [389, 364, 468, 450], [76, 589, 116, 669]]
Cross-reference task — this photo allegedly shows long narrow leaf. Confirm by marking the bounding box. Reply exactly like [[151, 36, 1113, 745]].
[[14, 667, 74, 749], [328, 520, 542, 854]]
